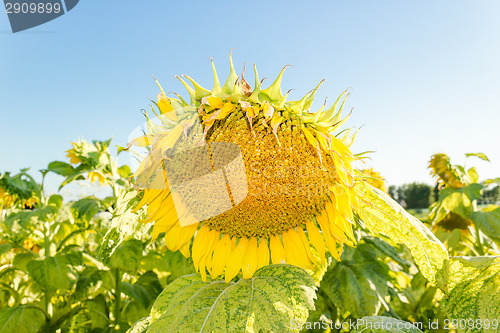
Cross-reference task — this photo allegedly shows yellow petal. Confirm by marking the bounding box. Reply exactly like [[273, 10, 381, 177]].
[[206, 235, 219, 278], [257, 239, 270, 269], [224, 237, 249, 283], [316, 213, 340, 260], [270, 235, 286, 264], [283, 229, 314, 270], [306, 221, 326, 265], [192, 227, 210, 271], [128, 134, 155, 148], [219, 102, 236, 118], [165, 222, 197, 252], [297, 227, 318, 266], [204, 96, 224, 109], [242, 237, 259, 279], [199, 255, 208, 282], [179, 242, 190, 258], [211, 234, 232, 279]]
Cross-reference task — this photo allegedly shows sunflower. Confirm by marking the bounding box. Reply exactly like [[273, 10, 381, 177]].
[[429, 153, 467, 189], [130, 53, 366, 282]]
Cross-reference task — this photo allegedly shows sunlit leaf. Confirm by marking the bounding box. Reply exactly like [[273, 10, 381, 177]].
[[471, 206, 500, 241], [0, 305, 46, 333], [358, 183, 448, 288], [148, 264, 316, 333], [443, 256, 500, 332]]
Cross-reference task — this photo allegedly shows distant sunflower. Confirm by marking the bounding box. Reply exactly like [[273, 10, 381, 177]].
[[131, 53, 366, 282], [429, 153, 467, 189]]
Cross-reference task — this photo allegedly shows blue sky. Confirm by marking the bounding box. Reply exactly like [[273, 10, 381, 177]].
[[1, 1, 499, 194]]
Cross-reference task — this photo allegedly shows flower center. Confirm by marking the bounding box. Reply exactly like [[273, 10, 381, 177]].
[[204, 112, 337, 238]]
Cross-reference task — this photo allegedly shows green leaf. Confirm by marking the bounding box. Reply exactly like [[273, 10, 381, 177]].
[[362, 236, 411, 268], [85, 294, 109, 329], [108, 239, 143, 272], [99, 188, 148, 260], [466, 152, 490, 162], [127, 317, 150, 333], [148, 264, 316, 333], [433, 184, 483, 220], [26, 254, 76, 293], [467, 167, 479, 184], [0, 305, 46, 333], [140, 250, 195, 283], [471, 206, 500, 240], [48, 194, 63, 209], [122, 271, 162, 309], [322, 244, 392, 319], [71, 197, 103, 224], [47, 161, 75, 177], [117, 165, 132, 178], [352, 316, 424, 332], [358, 183, 448, 287], [443, 256, 500, 332]]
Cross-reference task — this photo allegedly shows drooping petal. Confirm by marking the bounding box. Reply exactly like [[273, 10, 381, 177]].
[[211, 234, 232, 279], [257, 239, 270, 269], [241, 237, 259, 279], [269, 235, 286, 264], [225, 237, 249, 283], [306, 220, 326, 265]]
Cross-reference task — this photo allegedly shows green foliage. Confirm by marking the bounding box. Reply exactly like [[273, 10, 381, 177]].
[[26, 254, 77, 294], [0, 305, 46, 333], [404, 183, 432, 209], [358, 183, 448, 287], [321, 242, 393, 318], [0, 138, 180, 333], [471, 206, 500, 243], [146, 265, 316, 333], [443, 256, 500, 333]]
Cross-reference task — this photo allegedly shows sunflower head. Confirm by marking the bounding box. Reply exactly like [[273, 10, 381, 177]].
[[131, 53, 367, 282], [429, 153, 468, 189]]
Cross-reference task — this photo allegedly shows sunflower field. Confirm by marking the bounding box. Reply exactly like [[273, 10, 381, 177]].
[[1, 57, 499, 333]]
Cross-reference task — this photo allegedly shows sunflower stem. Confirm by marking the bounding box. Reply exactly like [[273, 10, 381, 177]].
[[113, 268, 122, 330]]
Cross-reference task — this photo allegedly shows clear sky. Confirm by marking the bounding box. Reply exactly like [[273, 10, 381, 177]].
[[1, 1, 499, 194]]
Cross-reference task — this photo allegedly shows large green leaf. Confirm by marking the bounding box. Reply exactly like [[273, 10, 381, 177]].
[[108, 239, 143, 272], [26, 253, 76, 294], [47, 161, 75, 177], [140, 250, 195, 283], [148, 264, 316, 333], [442, 256, 500, 333], [352, 316, 424, 332], [321, 244, 391, 319], [0, 305, 46, 333], [71, 197, 103, 224], [471, 205, 500, 240], [358, 183, 448, 287]]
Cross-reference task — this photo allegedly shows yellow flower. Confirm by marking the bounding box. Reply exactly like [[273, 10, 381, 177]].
[[429, 153, 466, 188], [66, 145, 82, 165], [131, 54, 366, 282], [0, 188, 14, 209], [87, 171, 107, 185]]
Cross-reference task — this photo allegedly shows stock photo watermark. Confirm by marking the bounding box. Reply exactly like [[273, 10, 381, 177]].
[[3, 0, 79, 33]]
